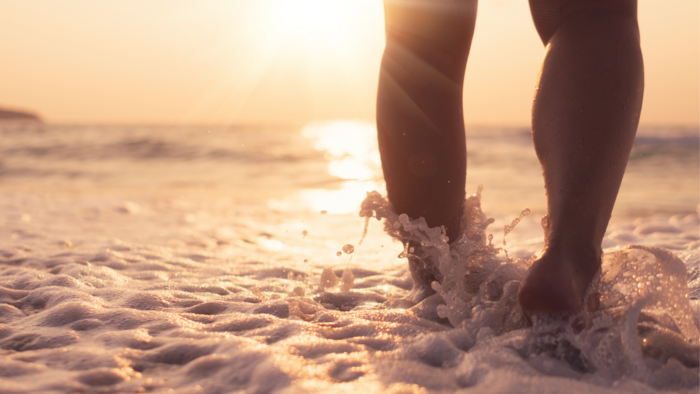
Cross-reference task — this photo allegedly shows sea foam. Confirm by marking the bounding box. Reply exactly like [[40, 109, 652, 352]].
[[359, 188, 699, 390]]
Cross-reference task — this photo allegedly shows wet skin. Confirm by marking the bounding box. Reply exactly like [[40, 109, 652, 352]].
[[376, 0, 644, 313]]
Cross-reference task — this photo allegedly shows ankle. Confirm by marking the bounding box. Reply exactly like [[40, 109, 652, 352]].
[[540, 241, 602, 277]]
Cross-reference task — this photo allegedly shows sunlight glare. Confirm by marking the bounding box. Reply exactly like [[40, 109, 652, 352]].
[[268, 120, 385, 214], [267, 0, 355, 49], [257, 236, 285, 251], [268, 180, 384, 214], [301, 120, 381, 181]]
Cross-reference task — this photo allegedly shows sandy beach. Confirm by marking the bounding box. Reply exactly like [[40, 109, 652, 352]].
[[0, 122, 698, 393]]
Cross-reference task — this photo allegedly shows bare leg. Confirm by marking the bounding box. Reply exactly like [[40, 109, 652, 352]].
[[377, 0, 477, 301], [518, 0, 644, 314]]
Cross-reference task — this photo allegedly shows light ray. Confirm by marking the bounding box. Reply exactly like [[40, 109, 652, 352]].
[[171, 0, 384, 124]]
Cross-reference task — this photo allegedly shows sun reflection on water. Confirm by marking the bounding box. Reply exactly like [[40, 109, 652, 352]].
[[269, 120, 384, 214], [301, 120, 382, 181]]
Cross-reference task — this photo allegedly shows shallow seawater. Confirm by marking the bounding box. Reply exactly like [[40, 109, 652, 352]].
[[0, 122, 698, 393]]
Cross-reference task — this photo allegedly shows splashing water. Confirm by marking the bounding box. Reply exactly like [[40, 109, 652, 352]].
[[1, 123, 698, 393], [503, 208, 531, 259], [359, 188, 700, 388], [504, 208, 531, 243], [360, 187, 528, 329]]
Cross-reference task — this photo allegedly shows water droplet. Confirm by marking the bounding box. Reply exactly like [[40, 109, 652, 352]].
[[342, 244, 355, 254], [336, 251, 342, 257], [302, 230, 308, 237]]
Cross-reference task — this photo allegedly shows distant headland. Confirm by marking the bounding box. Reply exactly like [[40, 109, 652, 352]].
[[0, 107, 42, 123]]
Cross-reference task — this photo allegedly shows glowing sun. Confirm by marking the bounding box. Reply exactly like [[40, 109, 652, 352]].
[[265, 0, 369, 50]]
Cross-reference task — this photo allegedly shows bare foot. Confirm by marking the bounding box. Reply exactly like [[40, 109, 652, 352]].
[[518, 246, 601, 315]]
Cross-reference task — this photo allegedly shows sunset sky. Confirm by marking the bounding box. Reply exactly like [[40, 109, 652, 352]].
[[0, 0, 697, 126]]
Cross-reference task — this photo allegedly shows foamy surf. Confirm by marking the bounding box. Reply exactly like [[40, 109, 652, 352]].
[[1, 190, 697, 393], [0, 123, 698, 393], [359, 188, 699, 391]]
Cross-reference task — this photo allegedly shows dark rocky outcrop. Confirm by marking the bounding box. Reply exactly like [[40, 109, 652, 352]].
[[0, 107, 42, 123]]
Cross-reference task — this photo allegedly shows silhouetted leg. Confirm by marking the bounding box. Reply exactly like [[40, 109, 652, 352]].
[[518, 0, 644, 314], [377, 0, 477, 302]]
